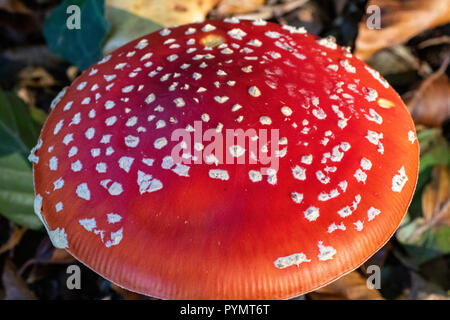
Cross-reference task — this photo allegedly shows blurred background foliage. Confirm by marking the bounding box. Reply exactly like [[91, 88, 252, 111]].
[[0, 0, 448, 300]]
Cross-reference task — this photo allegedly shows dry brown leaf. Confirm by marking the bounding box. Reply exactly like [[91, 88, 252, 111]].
[[421, 165, 450, 228], [50, 249, 76, 264], [0, 226, 27, 255], [407, 59, 450, 127], [422, 166, 450, 221], [2, 259, 37, 300], [215, 0, 265, 15], [18, 66, 57, 89], [422, 184, 438, 222], [355, 0, 450, 60], [106, 0, 220, 28], [423, 294, 450, 300], [308, 271, 384, 300], [0, 0, 30, 14], [66, 66, 80, 82], [409, 165, 450, 241]]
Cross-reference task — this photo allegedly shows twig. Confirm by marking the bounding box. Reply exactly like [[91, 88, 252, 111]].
[[410, 199, 450, 242], [417, 36, 450, 49]]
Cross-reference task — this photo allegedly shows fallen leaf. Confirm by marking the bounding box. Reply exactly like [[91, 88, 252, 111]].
[[214, 0, 265, 15], [0, 0, 30, 14], [2, 259, 37, 300], [66, 66, 80, 82], [407, 59, 450, 127], [396, 216, 450, 265], [103, 0, 220, 54], [18, 67, 56, 89], [106, 0, 219, 28], [103, 6, 162, 54], [308, 271, 384, 300], [366, 45, 421, 76], [355, 0, 450, 60], [421, 165, 450, 225], [418, 128, 450, 174], [423, 294, 450, 300], [0, 121, 44, 231], [364, 45, 423, 90], [50, 249, 75, 264], [0, 89, 42, 157], [0, 153, 43, 230], [0, 226, 27, 255], [401, 163, 450, 264]]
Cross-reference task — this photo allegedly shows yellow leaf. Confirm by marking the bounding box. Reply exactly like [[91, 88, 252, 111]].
[[215, 0, 265, 15], [105, 0, 220, 28]]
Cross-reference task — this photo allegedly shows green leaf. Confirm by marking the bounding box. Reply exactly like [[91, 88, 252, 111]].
[[396, 217, 450, 265], [0, 89, 43, 229], [434, 226, 450, 252], [30, 106, 48, 127], [409, 128, 450, 219], [0, 153, 42, 230], [417, 128, 440, 145], [103, 6, 162, 54], [43, 0, 109, 70], [408, 165, 433, 218], [418, 128, 450, 173], [0, 90, 40, 158], [419, 144, 450, 173]]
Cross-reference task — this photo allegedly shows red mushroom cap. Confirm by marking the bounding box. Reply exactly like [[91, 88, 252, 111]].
[[31, 19, 419, 299]]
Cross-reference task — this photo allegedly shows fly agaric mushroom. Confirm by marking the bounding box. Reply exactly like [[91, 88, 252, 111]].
[[30, 19, 419, 299]]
